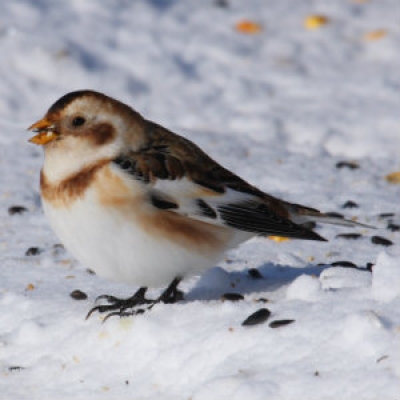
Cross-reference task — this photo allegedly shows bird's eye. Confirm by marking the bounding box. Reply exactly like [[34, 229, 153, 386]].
[[72, 116, 86, 127]]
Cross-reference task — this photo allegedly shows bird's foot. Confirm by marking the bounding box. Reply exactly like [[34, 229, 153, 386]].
[[85, 287, 151, 321], [86, 278, 183, 321]]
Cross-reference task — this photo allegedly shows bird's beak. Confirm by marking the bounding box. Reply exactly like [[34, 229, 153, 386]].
[[28, 118, 57, 145]]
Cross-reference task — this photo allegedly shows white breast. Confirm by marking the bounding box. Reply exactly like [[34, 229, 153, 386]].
[[42, 187, 243, 288]]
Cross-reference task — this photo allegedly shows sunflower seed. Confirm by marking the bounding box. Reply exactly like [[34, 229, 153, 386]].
[[25, 247, 41, 256], [342, 200, 359, 209], [242, 308, 271, 326], [269, 319, 295, 328], [335, 161, 360, 170], [70, 290, 88, 300], [221, 293, 244, 302], [371, 236, 393, 246], [8, 206, 28, 215], [336, 233, 362, 240], [248, 268, 263, 279]]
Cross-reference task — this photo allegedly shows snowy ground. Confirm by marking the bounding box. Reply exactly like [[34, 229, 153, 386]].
[[1, 0, 399, 399]]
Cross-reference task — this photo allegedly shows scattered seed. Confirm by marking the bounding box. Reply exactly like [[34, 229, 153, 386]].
[[342, 200, 359, 209], [268, 235, 290, 242], [331, 261, 358, 269], [235, 20, 263, 35], [336, 233, 362, 240], [242, 308, 271, 326], [376, 355, 389, 363], [70, 290, 88, 301], [371, 236, 393, 246], [8, 206, 28, 215], [269, 319, 295, 328], [221, 293, 244, 302], [364, 29, 387, 41], [387, 222, 400, 232], [378, 212, 395, 219], [8, 366, 24, 372], [385, 171, 400, 184], [248, 268, 263, 279], [335, 161, 360, 170], [25, 247, 41, 256], [304, 14, 330, 30]]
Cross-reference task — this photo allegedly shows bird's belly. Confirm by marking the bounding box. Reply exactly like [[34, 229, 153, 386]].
[[42, 192, 237, 287]]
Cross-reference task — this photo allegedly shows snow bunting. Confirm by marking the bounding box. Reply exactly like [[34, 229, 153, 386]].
[[29, 90, 366, 319]]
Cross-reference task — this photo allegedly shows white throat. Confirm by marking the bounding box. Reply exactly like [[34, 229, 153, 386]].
[[42, 137, 120, 184]]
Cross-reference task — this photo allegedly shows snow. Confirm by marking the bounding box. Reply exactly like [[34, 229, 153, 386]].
[[0, 0, 399, 399], [372, 252, 400, 303], [286, 274, 321, 301]]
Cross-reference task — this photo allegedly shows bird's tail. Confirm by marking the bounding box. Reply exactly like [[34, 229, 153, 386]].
[[284, 202, 373, 229]]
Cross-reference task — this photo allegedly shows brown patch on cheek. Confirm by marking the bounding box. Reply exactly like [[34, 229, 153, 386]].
[[89, 123, 116, 146], [41, 160, 109, 208]]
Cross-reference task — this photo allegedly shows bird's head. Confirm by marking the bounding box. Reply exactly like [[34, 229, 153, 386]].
[[28, 90, 146, 182]]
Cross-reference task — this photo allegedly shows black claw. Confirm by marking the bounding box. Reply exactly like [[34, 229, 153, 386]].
[[85, 305, 103, 320], [101, 311, 121, 322], [86, 287, 150, 320], [86, 279, 183, 321], [102, 307, 149, 322], [95, 294, 120, 304]]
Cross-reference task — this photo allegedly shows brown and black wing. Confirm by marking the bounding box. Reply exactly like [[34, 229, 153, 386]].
[[112, 120, 327, 241]]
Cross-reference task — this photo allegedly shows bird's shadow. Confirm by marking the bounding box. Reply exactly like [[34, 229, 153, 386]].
[[184, 262, 328, 302]]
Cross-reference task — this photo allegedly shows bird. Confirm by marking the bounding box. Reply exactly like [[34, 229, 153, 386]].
[[28, 90, 367, 320]]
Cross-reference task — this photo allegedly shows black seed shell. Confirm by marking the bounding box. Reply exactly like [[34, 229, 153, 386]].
[[336, 233, 362, 240], [242, 308, 271, 326], [8, 206, 28, 215], [221, 293, 244, 302], [371, 236, 393, 246], [70, 290, 88, 300], [342, 200, 359, 209], [335, 161, 360, 170], [248, 268, 263, 279], [269, 319, 295, 328], [25, 247, 41, 256]]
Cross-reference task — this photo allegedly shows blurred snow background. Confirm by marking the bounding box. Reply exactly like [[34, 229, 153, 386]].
[[0, 1, 399, 399]]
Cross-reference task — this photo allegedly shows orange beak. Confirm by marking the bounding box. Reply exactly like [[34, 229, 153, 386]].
[[28, 118, 58, 145]]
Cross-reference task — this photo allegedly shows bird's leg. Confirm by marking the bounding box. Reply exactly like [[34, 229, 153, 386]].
[[86, 278, 184, 321], [85, 287, 151, 320], [154, 277, 184, 305]]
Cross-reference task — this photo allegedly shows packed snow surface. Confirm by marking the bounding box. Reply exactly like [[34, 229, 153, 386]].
[[0, 1, 399, 399]]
